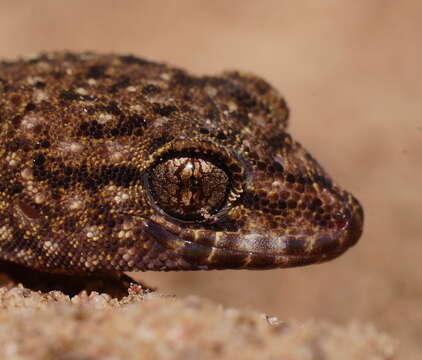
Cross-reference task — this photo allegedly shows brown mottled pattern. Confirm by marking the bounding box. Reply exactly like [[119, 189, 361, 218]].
[[0, 52, 363, 275]]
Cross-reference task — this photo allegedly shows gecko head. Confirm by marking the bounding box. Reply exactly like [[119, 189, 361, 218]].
[[0, 53, 363, 275], [138, 72, 364, 270], [142, 130, 364, 270]]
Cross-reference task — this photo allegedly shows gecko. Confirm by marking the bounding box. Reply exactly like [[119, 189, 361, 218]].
[[0, 52, 363, 295]]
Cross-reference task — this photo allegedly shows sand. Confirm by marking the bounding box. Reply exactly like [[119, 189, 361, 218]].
[[0, 286, 395, 360]]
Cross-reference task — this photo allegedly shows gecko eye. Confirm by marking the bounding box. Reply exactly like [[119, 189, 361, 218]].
[[147, 157, 230, 221]]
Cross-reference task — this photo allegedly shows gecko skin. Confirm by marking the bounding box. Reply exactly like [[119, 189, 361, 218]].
[[0, 52, 363, 277]]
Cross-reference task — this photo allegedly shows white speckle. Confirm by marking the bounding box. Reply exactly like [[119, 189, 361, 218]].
[[114, 191, 130, 203], [153, 117, 169, 127], [43, 241, 59, 254], [76, 87, 88, 95], [110, 151, 124, 162], [21, 168, 33, 180], [69, 199, 83, 210], [33, 90, 49, 103], [59, 142, 84, 153], [122, 220, 134, 231], [97, 113, 113, 124], [105, 142, 129, 162], [87, 78, 97, 86], [71, 143, 84, 152], [227, 101, 238, 112], [271, 181, 281, 188], [34, 193, 46, 204], [205, 86, 217, 97], [27, 76, 44, 85], [130, 104, 143, 112], [0, 225, 12, 242], [127, 86, 137, 92], [16, 249, 34, 260], [86, 226, 101, 241], [21, 115, 43, 130], [27, 184, 35, 193], [146, 95, 174, 104], [117, 221, 135, 239], [160, 72, 171, 81], [6, 153, 20, 168]]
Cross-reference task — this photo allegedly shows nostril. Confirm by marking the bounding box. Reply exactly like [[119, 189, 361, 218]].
[[333, 210, 349, 229]]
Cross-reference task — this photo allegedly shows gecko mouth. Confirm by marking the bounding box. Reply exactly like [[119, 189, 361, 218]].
[[144, 202, 363, 269]]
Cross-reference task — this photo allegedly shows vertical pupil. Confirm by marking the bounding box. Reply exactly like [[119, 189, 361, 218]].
[[149, 157, 229, 220]]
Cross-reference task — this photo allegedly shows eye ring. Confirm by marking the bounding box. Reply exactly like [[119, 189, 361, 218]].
[[144, 139, 246, 223]]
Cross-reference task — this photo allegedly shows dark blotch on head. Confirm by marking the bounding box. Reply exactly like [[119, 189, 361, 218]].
[[313, 175, 333, 189], [272, 161, 284, 173], [10, 183, 24, 195], [59, 90, 79, 101], [216, 131, 227, 141], [312, 236, 339, 254], [5, 138, 25, 152], [33, 153, 45, 167], [286, 173, 295, 183], [105, 102, 122, 116], [77, 120, 104, 139], [171, 71, 205, 87], [149, 134, 174, 152], [228, 87, 256, 109], [142, 84, 161, 95], [59, 90, 94, 102], [110, 114, 147, 137], [268, 133, 292, 151], [109, 76, 131, 93], [285, 237, 307, 255], [86, 64, 107, 79], [35, 139, 51, 149], [207, 250, 248, 269], [34, 81, 46, 89], [25, 103, 36, 111], [119, 55, 154, 66], [153, 104, 177, 117]]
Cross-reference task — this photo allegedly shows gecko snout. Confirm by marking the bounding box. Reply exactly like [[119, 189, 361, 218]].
[[341, 195, 364, 249], [292, 194, 364, 265]]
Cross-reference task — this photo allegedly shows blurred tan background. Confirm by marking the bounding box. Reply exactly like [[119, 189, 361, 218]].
[[0, 1, 420, 358]]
